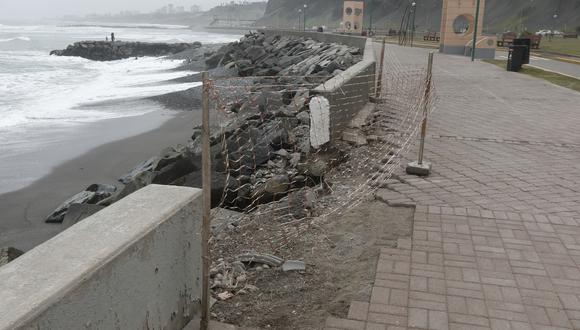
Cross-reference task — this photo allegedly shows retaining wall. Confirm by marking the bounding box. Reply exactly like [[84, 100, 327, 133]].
[[0, 185, 203, 330], [260, 29, 377, 141]]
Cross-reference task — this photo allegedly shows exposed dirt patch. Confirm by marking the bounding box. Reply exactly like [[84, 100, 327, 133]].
[[210, 198, 413, 329]]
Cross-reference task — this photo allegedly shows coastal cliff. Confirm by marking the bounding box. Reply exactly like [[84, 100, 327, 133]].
[[50, 41, 202, 61]]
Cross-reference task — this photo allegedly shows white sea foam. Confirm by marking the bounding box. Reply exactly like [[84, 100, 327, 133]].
[[0, 53, 199, 132], [0, 36, 31, 42], [0, 23, 241, 193]]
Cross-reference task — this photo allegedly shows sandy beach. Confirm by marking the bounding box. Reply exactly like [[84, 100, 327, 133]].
[[0, 109, 197, 251]]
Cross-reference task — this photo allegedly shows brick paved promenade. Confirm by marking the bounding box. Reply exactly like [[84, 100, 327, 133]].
[[325, 45, 580, 329]]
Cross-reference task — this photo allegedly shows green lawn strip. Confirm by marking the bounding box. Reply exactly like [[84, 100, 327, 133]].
[[483, 59, 580, 93], [536, 38, 580, 58]]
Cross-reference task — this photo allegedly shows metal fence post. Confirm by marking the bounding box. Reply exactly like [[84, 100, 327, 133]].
[[200, 71, 211, 330], [406, 52, 434, 176]]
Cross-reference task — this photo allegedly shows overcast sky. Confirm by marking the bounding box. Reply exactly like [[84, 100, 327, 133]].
[[0, 0, 263, 19]]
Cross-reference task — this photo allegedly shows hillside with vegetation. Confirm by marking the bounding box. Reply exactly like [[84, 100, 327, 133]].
[[257, 0, 580, 34]]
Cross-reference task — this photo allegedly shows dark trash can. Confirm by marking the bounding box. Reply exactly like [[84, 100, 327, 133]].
[[507, 45, 526, 72], [513, 38, 531, 64]]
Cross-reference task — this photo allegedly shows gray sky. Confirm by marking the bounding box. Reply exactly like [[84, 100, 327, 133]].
[[0, 0, 263, 19]]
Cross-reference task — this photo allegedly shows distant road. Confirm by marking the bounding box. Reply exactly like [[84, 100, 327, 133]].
[[496, 51, 580, 79]]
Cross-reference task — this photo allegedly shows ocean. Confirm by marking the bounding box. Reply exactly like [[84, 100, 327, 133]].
[[0, 22, 240, 194]]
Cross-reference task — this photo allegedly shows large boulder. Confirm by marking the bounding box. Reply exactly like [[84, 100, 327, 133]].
[[0, 247, 24, 267], [45, 184, 117, 223], [245, 45, 266, 62], [62, 204, 106, 229]]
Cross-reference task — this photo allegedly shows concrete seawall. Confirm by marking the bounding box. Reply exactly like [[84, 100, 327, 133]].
[[0, 185, 203, 330], [260, 30, 377, 141]]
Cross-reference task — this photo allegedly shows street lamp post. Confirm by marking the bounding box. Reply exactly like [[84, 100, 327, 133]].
[[471, 0, 481, 61], [303, 4, 308, 31], [552, 13, 559, 40], [410, 2, 417, 47], [298, 9, 302, 30]]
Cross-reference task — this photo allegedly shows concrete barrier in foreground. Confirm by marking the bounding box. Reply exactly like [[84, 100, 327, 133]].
[[0, 185, 203, 330]]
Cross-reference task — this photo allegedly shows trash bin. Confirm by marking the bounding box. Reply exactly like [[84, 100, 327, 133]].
[[507, 45, 526, 72], [513, 38, 531, 64]]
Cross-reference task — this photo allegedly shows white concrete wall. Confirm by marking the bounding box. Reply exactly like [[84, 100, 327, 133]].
[[0, 185, 203, 330]]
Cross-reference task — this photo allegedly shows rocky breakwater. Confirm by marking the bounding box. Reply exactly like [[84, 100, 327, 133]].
[[44, 32, 362, 225], [50, 41, 202, 61]]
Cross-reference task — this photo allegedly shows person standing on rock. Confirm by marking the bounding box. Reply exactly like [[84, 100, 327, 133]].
[[111, 33, 115, 42]]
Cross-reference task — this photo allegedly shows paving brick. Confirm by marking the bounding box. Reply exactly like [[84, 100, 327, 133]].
[[348, 301, 369, 321], [449, 313, 490, 327], [408, 298, 447, 311], [369, 304, 407, 316], [364, 323, 387, 330], [367, 313, 407, 327], [410, 276, 427, 291], [466, 298, 488, 316], [558, 293, 580, 310], [524, 305, 550, 326], [371, 287, 390, 305], [408, 308, 428, 328], [545, 307, 572, 328], [429, 310, 450, 330], [388, 289, 408, 307], [375, 279, 409, 290], [325, 317, 366, 330]]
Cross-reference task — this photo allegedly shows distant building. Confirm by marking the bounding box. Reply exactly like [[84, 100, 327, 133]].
[[341, 0, 364, 34], [190, 5, 201, 13]]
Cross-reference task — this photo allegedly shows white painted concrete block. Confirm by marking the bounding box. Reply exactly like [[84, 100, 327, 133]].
[[309, 95, 331, 149]]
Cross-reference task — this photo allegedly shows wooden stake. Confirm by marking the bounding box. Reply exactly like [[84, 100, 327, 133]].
[[376, 37, 386, 98], [418, 52, 433, 165], [200, 71, 211, 330]]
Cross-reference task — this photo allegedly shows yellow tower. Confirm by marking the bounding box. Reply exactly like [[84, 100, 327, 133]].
[[342, 0, 364, 34], [439, 0, 496, 58]]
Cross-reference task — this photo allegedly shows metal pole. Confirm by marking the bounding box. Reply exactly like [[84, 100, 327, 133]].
[[303, 5, 307, 31], [376, 37, 386, 98], [200, 71, 211, 330], [410, 6, 416, 47], [298, 13, 301, 31], [471, 0, 481, 61], [418, 52, 434, 165]]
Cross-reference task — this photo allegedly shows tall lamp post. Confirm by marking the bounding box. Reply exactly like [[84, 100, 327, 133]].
[[470, 0, 481, 61], [303, 4, 308, 31], [298, 9, 302, 30], [410, 2, 417, 47], [552, 13, 559, 40]]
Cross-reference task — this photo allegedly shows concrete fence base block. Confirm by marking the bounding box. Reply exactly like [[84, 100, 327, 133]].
[[406, 161, 432, 176], [0, 184, 203, 330]]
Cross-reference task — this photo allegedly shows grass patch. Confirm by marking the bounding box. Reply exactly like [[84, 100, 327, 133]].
[[484, 59, 580, 92], [537, 38, 580, 57]]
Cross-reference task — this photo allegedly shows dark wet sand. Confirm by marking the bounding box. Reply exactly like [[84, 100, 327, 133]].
[[0, 110, 196, 251]]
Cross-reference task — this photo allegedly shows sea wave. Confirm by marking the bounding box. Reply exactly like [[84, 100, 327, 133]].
[[0, 36, 31, 42], [0, 53, 199, 131], [62, 23, 191, 30]]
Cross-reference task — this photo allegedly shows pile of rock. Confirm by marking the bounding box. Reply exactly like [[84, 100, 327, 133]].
[[44, 32, 359, 223], [50, 41, 202, 61], [206, 32, 361, 79], [0, 247, 23, 267]]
